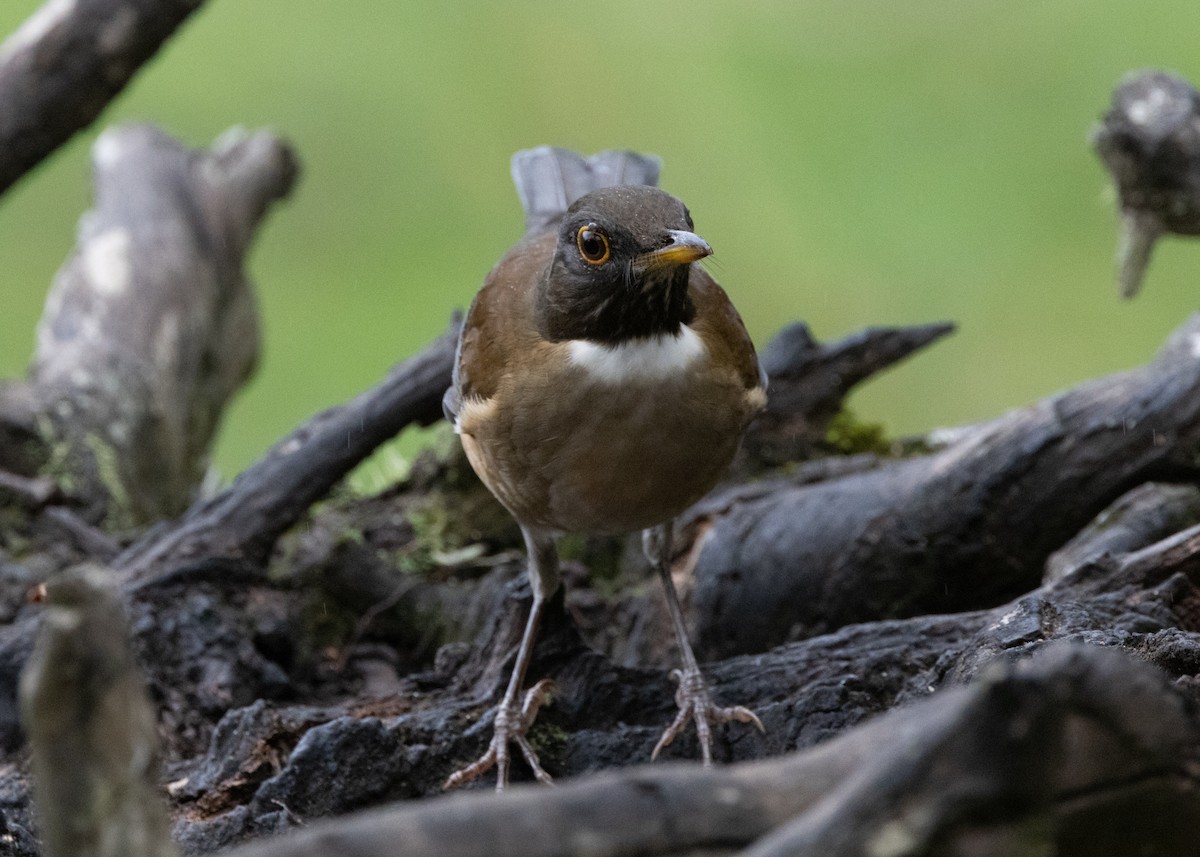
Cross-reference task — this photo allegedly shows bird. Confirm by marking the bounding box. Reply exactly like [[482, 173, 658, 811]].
[[441, 146, 767, 791]]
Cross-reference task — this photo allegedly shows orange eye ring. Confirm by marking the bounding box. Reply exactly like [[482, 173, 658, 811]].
[[576, 224, 611, 265]]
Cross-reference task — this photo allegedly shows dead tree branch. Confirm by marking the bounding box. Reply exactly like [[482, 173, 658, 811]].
[[117, 321, 459, 582], [5, 124, 296, 528], [1092, 69, 1200, 296], [740, 320, 954, 468], [684, 313, 1200, 659], [0, 0, 207, 196]]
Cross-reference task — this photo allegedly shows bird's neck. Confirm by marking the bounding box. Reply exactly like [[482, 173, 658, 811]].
[[536, 267, 696, 344]]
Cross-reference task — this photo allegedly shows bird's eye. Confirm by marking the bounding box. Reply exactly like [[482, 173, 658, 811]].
[[576, 225, 611, 265]]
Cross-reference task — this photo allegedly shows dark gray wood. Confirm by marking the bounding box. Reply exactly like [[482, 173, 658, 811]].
[[191, 639, 1200, 857], [0, 0, 206, 195], [686, 314, 1200, 660], [19, 565, 177, 857], [13, 124, 296, 528], [126, 500, 1200, 854], [1045, 481, 1200, 582], [739, 320, 954, 469]]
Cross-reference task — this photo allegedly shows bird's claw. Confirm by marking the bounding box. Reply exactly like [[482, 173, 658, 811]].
[[651, 667, 764, 764], [443, 679, 557, 792]]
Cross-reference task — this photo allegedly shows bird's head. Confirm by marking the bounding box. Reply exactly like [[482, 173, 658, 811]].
[[537, 185, 711, 343]]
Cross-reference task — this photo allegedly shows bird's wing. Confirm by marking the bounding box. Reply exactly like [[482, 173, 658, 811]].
[[688, 266, 767, 395], [453, 230, 557, 411], [441, 384, 461, 424], [511, 147, 662, 233]]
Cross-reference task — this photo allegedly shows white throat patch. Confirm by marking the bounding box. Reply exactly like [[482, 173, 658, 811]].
[[567, 326, 706, 384]]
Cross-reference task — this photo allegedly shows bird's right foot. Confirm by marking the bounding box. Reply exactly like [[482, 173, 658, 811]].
[[442, 678, 556, 792], [652, 666, 763, 764]]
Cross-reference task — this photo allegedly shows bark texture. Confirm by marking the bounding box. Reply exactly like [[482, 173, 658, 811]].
[[3, 124, 297, 528]]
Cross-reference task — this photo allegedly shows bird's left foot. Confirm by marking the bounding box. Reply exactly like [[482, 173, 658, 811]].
[[652, 666, 764, 764]]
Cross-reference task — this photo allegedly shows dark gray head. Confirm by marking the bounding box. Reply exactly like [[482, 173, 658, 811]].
[[536, 185, 711, 343]]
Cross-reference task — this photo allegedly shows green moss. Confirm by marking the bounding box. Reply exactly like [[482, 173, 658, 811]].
[[527, 720, 568, 772], [824, 409, 891, 456], [36, 415, 76, 496], [0, 503, 32, 556], [346, 436, 413, 497], [407, 494, 457, 556], [557, 533, 625, 592], [82, 433, 136, 531]]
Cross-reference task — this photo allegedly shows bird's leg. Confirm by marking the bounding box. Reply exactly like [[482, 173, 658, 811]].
[[443, 526, 559, 792], [644, 521, 764, 764]]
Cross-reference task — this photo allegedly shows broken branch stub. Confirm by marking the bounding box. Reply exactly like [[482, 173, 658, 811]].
[[686, 312, 1200, 659], [29, 124, 297, 528], [1092, 69, 1200, 297], [19, 564, 177, 857]]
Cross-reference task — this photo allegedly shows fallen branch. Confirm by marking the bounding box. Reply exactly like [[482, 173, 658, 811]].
[[214, 643, 1200, 857], [117, 320, 459, 583], [739, 320, 954, 468], [0, 0, 207, 195], [684, 313, 1200, 659]]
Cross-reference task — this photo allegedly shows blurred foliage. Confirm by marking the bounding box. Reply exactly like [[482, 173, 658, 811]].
[[2, 1, 1199, 481]]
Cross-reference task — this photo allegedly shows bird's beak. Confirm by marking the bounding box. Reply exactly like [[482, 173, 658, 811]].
[[638, 230, 713, 271]]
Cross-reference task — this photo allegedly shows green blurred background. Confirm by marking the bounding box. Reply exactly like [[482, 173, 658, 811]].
[[2, 1, 1198, 480]]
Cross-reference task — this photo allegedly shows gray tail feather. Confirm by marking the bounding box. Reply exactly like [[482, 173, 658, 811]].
[[511, 146, 662, 232]]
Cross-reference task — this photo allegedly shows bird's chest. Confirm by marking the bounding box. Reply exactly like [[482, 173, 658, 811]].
[[461, 330, 749, 534]]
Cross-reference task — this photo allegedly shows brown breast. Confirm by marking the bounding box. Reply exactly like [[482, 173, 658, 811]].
[[453, 231, 765, 534]]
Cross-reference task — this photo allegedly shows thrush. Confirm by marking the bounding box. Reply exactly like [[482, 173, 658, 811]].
[[442, 146, 767, 791]]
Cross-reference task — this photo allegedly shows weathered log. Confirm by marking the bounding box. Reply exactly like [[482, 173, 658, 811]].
[[131, 492, 1200, 853], [1045, 481, 1200, 582], [683, 313, 1200, 660], [0, 0, 207, 196], [0, 123, 296, 765], [4, 124, 297, 528], [20, 564, 177, 857], [196, 642, 1200, 857], [14, 500, 1200, 857], [1092, 69, 1200, 296]]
